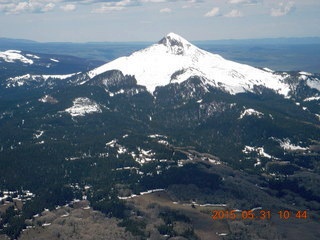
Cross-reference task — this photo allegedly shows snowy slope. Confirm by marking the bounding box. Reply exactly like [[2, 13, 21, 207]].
[[88, 33, 290, 95], [0, 50, 35, 64], [0, 50, 64, 65], [64, 97, 102, 117], [6, 73, 76, 88]]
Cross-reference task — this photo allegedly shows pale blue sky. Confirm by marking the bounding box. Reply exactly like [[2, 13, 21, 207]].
[[0, 0, 319, 42]]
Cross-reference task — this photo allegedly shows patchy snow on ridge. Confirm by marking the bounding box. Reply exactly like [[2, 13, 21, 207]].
[[0, 50, 34, 64], [39, 95, 59, 104], [26, 53, 40, 59], [41, 74, 76, 80], [307, 78, 320, 92], [273, 138, 309, 152], [299, 71, 312, 76], [88, 33, 290, 95], [239, 108, 264, 119], [6, 73, 76, 88], [242, 146, 273, 159], [148, 134, 169, 145], [105, 139, 129, 155], [148, 134, 167, 139], [263, 67, 274, 73], [65, 97, 102, 117], [0, 189, 35, 202], [131, 147, 156, 165], [6, 74, 33, 87], [33, 130, 44, 139], [298, 72, 313, 81], [303, 96, 320, 101], [118, 189, 164, 200]]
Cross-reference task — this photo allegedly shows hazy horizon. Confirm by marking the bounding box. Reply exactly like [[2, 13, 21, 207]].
[[1, 35, 320, 45], [1, 0, 320, 42]]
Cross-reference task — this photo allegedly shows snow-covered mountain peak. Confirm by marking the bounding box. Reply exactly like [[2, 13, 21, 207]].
[[158, 32, 193, 55], [88, 33, 294, 95]]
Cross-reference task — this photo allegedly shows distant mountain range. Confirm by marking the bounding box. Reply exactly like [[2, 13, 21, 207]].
[[2, 36, 320, 45], [1, 36, 320, 73]]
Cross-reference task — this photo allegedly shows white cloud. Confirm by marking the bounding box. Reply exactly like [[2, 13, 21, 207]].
[[42, 3, 55, 12], [0, 1, 56, 14], [0, 0, 205, 14], [92, 0, 137, 13], [160, 7, 171, 13], [224, 9, 243, 17], [60, 4, 76, 12], [92, 5, 124, 12], [271, 1, 295, 17], [11, 2, 28, 14], [204, 7, 220, 17]]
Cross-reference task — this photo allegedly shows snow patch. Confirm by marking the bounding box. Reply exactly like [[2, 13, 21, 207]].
[[38, 95, 58, 104], [61, 213, 70, 218], [117, 145, 127, 154], [148, 134, 167, 139], [118, 189, 164, 200], [115, 167, 138, 171], [299, 71, 312, 76], [0, 50, 33, 64], [0, 190, 35, 202], [64, 97, 102, 117], [217, 233, 228, 236], [26, 53, 40, 59], [274, 138, 309, 152], [243, 146, 273, 159], [42, 73, 76, 80], [158, 140, 169, 146], [307, 78, 320, 91], [105, 139, 128, 155], [263, 68, 274, 73], [254, 159, 261, 167], [304, 96, 320, 102], [33, 130, 44, 139], [6, 73, 76, 88], [298, 72, 313, 81], [148, 134, 169, 145], [6, 74, 32, 87], [106, 139, 117, 147], [140, 189, 164, 195], [132, 147, 156, 165], [239, 108, 264, 119]]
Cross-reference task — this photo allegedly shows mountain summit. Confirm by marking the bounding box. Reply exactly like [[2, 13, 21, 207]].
[[88, 33, 292, 94], [158, 32, 193, 55]]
